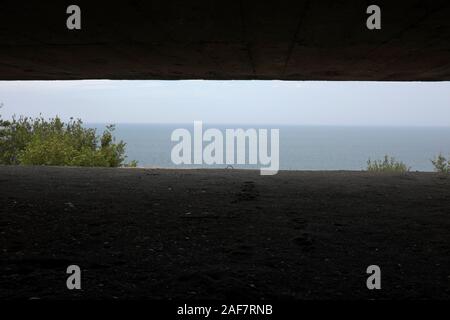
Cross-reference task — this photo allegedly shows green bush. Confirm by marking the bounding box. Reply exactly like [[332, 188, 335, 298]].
[[367, 155, 410, 173], [0, 111, 137, 167], [431, 153, 449, 173]]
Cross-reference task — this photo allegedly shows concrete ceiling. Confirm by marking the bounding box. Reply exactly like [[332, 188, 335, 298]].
[[0, 0, 449, 80]]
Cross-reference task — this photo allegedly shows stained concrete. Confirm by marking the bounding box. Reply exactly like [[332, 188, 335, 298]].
[[0, 0, 449, 80]]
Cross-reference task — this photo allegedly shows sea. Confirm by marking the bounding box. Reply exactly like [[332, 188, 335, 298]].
[[86, 124, 450, 172]]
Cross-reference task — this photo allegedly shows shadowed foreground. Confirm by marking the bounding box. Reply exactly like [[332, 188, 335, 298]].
[[1, 166, 450, 299]]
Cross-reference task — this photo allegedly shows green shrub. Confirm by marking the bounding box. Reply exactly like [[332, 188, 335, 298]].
[[123, 160, 139, 168], [431, 153, 449, 173], [367, 155, 410, 173], [0, 110, 137, 167]]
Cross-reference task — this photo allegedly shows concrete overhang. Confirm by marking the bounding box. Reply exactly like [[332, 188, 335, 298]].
[[0, 0, 449, 81]]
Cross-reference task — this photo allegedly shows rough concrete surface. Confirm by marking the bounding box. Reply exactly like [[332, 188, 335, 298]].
[[0, 0, 449, 80], [1, 166, 450, 299]]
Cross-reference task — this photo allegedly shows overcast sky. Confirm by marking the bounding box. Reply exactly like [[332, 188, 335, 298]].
[[0, 80, 449, 126]]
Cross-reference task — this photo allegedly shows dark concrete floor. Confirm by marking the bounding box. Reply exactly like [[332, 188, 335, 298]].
[[1, 166, 450, 299]]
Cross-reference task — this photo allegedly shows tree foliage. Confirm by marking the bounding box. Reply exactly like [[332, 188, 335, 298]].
[[0, 110, 136, 167]]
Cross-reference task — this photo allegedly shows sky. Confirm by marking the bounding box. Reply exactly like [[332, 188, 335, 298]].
[[0, 80, 449, 126]]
